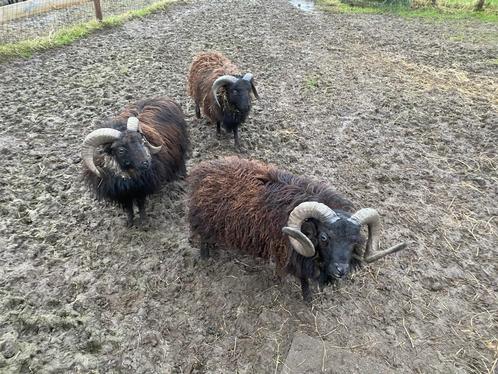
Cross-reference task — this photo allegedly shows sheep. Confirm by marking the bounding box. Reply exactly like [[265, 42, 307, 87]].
[[187, 157, 407, 301], [187, 51, 259, 149], [82, 97, 189, 226]]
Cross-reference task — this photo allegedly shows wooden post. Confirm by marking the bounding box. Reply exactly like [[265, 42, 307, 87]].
[[93, 0, 102, 21], [474, 0, 485, 11]]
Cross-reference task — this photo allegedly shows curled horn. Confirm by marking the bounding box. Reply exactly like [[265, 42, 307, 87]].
[[282, 202, 339, 257], [242, 73, 259, 99], [358, 242, 408, 264], [349, 208, 407, 263], [144, 138, 162, 154], [128, 116, 162, 154], [81, 128, 122, 177], [212, 75, 238, 107], [127, 116, 139, 132]]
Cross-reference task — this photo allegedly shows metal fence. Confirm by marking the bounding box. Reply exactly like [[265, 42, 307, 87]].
[[0, 0, 160, 44]]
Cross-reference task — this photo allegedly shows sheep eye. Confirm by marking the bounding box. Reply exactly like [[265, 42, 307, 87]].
[[118, 147, 126, 154], [319, 233, 328, 242]]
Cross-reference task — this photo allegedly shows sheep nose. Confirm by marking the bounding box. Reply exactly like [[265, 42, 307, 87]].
[[333, 263, 349, 278], [140, 160, 150, 170]]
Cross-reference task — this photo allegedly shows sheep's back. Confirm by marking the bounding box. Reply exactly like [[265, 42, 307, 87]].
[[188, 157, 288, 266], [121, 97, 189, 182], [188, 157, 357, 270]]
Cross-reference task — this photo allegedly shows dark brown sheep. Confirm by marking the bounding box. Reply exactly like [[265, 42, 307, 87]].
[[82, 97, 189, 226], [187, 157, 406, 301], [187, 51, 258, 149]]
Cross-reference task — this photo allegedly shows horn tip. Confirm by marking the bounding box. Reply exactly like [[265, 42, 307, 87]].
[[128, 117, 139, 125], [363, 242, 409, 263], [282, 227, 292, 234]]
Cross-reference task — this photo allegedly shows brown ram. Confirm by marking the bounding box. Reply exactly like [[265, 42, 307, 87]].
[[187, 51, 259, 149], [187, 157, 407, 301]]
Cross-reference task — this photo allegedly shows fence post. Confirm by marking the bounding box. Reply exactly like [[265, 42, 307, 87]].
[[474, 0, 485, 10], [93, 0, 103, 21]]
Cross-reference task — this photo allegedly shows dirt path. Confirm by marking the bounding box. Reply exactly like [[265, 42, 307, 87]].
[[1, 0, 497, 372]]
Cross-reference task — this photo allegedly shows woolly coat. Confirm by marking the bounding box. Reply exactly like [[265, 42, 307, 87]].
[[187, 157, 356, 277], [187, 52, 241, 125], [83, 97, 189, 206]]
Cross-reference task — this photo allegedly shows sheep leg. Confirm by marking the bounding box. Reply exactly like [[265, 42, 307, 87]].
[[178, 162, 187, 178], [137, 196, 146, 225], [233, 127, 242, 149], [301, 278, 312, 302], [195, 102, 201, 119], [200, 241, 211, 259], [233, 127, 247, 152], [216, 121, 221, 136], [318, 271, 329, 288], [124, 201, 134, 227]]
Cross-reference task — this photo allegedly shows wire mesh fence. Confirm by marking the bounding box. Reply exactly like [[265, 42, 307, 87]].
[[0, 0, 160, 44]]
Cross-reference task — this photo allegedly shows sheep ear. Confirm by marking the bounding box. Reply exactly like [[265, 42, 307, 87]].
[[250, 82, 259, 99], [242, 73, 259, 99]]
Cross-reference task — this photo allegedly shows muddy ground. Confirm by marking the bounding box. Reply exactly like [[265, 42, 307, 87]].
[[1, 0, 497, 372]]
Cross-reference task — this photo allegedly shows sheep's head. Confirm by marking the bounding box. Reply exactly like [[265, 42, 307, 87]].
[[81, 117, 162, 178], [212, 73, 259, 114], [282, 202, 407, 281]]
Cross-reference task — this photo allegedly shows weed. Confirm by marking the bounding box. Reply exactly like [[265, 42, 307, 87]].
[[306, 76, 320, 89]]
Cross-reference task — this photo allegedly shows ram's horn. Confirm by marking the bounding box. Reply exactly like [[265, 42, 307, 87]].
[[349, 208, 407, 262], [212, 75, 238, 107], [81, 128, 122, 177], [242, 73, 259, 99], [363, 242, 407, 263], [349, 208, 380, 258], [144, 138, 162, 154], [242, 73, 253, 82], [283, 201, 339, 257], [127, 117, 139, 132]]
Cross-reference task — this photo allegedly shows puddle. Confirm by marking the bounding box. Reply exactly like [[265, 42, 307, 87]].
[[289, 0, 315, 12]]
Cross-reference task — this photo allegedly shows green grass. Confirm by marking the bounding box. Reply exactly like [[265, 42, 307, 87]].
[[317, 0, 498, 22], [305, 76, 320, 89], [0, 0, 176, 61]]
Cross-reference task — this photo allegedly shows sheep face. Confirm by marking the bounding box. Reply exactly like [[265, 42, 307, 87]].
[[109, 131, 152, 173], [301, 217, 363, 281], [226, 79, 253, 114]]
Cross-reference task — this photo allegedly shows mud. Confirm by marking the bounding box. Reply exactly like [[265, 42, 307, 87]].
[[0, 0, 497, 373]]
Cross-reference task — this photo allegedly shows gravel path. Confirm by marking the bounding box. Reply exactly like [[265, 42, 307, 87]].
[[1, 0, 497, 372]]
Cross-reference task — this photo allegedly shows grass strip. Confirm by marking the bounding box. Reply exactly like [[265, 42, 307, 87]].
[[317, 0, 498, 22], [0, 0, 176, 61]]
